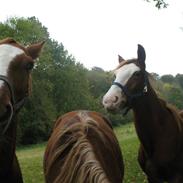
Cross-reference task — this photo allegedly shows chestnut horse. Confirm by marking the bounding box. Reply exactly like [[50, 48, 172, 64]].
[[44, 110, 124, 183], [180, 111, 183, 119], [0, 38, 44, 183], [103, 45, 183, 183]]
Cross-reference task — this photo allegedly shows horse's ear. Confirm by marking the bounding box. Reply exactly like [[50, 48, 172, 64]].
[[118, 55, 125, 63], [137, 44, 146, 70], [26, 41, 45, 60]]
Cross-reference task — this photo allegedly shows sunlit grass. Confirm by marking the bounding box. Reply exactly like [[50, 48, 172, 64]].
[[16, 123, 147, 183]]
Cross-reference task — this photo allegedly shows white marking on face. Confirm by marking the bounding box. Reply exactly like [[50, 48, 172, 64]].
[[0, 44, 24, 87], [114, 63, 140, 86], [103, 63, 140, 110]]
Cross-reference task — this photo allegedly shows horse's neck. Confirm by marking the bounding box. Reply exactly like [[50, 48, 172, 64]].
[[132, 84, 161, 119], [0, 115, 18, 143], [2, 114, 18, 138], [132, 84, 166, 152], [0, 115, 18, 173]]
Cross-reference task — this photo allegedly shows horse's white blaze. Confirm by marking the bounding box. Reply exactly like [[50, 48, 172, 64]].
[[114, 63, 140, 85], [103, 63, 140, 109], [0, 44, 24, 87]]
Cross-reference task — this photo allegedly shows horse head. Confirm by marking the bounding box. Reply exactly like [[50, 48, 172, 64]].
[[0, 38, 44, 133], [102, 44, 147, 113]]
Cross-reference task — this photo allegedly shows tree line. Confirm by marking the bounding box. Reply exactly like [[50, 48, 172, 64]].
[[0, 17, 182, 145]]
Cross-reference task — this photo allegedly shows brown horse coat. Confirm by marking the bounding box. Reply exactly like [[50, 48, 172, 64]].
[[180, 110, 183, 119], [102, 44, 183, 183], [44, 110, 124, 183], [0, 38, 44, 183], [135, 89, 183, 183]]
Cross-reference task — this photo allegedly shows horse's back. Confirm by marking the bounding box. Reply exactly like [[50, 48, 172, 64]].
[[44, 110, 124, 183]]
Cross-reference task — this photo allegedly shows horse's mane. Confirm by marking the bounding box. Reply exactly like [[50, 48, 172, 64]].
[[46, 112, 111, 183], [148, 74, 183, 131], [158, 98, 183, 131]]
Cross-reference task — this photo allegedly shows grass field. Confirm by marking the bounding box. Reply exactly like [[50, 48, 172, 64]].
[[16, 123, 147, 183]]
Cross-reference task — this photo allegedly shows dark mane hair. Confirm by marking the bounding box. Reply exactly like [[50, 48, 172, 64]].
[[158, 98, 183, 130], [148, 74, 183, 130]]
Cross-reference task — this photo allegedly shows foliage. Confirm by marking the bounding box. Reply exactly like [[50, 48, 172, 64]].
[[158, 74, 183, 109], [0, 16, 48, 43], [160, 74, 175, 84], [0, 16, 182, 145], [0, 17, 96, 144], [87, 67, 111, 98], [0, 17, 53, 144], [162, 83, 183, 109], [175, 74, 183, 89], [145, 0, 168, 9]]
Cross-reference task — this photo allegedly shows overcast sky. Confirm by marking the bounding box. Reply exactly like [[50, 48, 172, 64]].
[[1, 0, 183, 75]]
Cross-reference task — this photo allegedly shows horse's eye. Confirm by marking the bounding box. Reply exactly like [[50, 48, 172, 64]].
[[26, 62, 34, 70]]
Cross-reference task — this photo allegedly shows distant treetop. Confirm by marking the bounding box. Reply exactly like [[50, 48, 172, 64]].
[[145, 0, 168, 9]]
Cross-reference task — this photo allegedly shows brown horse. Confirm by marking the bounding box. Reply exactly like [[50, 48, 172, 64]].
[[44, 110, 124, 183], [103, 45, 183, 183], [0, 38, 44, 183], [180, 111, 183, 119]]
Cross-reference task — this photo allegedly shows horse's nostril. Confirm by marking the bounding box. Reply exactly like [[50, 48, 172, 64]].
[[114, 96, 118, 103], [103, 100, 108, 105], [102, 97, 108, 104]]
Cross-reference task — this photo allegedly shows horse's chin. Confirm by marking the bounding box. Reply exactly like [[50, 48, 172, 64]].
[[106, 107, 120, 114], [106, 101, 127, 114]]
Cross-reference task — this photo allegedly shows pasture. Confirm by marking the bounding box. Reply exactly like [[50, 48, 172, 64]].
[[17, 123, 147, 183]]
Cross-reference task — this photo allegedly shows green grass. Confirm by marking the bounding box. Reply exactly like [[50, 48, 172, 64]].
[[16, 144, 45, 183], [114, 124, 147, 183], [16, 123, 147, 183]]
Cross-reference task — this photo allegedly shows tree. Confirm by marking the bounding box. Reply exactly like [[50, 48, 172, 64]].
[[145, 0, 168, 9], [0, 17, 57, 144], [163, 84, 183, 109], [1, 16, 181, 144], [160, 74, 175, 84], [0, 17, 99, 144], [87, 68, 111, 99], [175, 74, 183, 89], [0, 16, 49, 43]]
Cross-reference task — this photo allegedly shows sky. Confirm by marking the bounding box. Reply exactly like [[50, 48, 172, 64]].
[[0, 0, 183, 75]]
